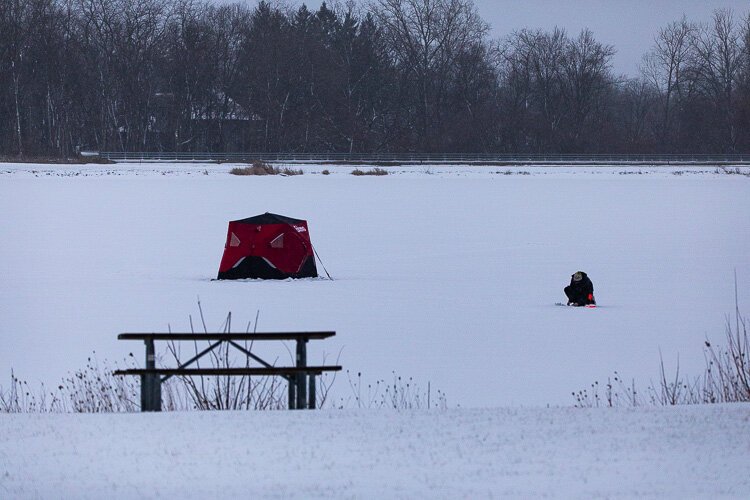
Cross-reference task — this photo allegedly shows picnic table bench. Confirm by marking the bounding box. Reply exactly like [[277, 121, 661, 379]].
[[113, 332, 341, 411]]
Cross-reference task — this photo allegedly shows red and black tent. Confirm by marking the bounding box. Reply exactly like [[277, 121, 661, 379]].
[[217, 213, 318, 280]]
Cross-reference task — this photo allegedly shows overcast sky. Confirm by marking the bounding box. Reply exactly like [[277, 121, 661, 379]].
[[472, 0, 749, 77], [225, 0, 749, 78]]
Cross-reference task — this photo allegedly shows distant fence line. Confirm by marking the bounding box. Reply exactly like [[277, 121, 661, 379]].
[[95, 151, 750, 165]]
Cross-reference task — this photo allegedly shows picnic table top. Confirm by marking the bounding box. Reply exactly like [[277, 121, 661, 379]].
[[114, 366, 342, 376], [118, 332, 336, 341]]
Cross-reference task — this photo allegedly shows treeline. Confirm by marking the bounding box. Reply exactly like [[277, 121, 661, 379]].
[[1, 0, 749, 156]]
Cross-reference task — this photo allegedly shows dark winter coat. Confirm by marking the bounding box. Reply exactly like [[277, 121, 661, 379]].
[[564, 272, 595, 305]]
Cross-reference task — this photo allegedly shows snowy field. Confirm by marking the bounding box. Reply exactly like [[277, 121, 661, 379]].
[[1, 161, 750, 498], [1, 162, 748, 407], [2, 404, 749, 498]]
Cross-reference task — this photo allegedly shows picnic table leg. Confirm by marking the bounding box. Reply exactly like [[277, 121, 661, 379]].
[[296, 339, 307, 409], [140, 373, 149, 411], [142, 339, 161, 412], [308, 374, 316, 410], [288, 377, 296, 410]]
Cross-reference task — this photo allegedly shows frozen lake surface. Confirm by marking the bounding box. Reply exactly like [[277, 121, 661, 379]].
[[2, 162, 749, 498], [1, 162, 748, 407]]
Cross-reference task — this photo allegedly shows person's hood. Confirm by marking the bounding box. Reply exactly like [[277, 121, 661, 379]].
[[572, 271, 588, 282]]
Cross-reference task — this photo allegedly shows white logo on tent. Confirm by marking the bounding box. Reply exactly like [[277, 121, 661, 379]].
[[230, 232, 241, 247], [270, 233, 284, 249]]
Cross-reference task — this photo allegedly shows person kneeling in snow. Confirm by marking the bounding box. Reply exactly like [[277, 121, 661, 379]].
[[564, 271, 596, 306]]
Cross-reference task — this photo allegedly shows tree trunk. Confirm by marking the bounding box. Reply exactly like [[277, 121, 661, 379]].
[[13, 64, 24, 156]]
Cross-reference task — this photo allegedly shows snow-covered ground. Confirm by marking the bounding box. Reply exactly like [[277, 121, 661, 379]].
[[2, 405, 749, 498], [2, 162, 748, 406], [2, 161, 750, 497]]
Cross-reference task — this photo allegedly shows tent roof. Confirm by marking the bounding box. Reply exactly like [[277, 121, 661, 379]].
[[231, 212, 306, 225]]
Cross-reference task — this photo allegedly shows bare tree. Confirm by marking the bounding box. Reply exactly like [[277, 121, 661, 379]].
[[690, 9, 746, 151], [77, 0, 175, 150], [561, 29, 615, 150], [616, 79, 660, 152], [641, 16, 695, 149], [0, 0, 39, 155], [1, 1, 749, 157], [374, 0, 488, 150], [192, 2, 252, 151], [501, 28, 568, 151]]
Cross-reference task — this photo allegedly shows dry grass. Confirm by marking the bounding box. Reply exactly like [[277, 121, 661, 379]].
[[332, 370, 447, 410], [716, 166, 750, 177], [230, 160, 303, 176], [351, 167, 388, 176], [279, 167, 304, 176], [230, 160, 277, 175], [574, 282, 749, 408], [0, 354, 140, 413]]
